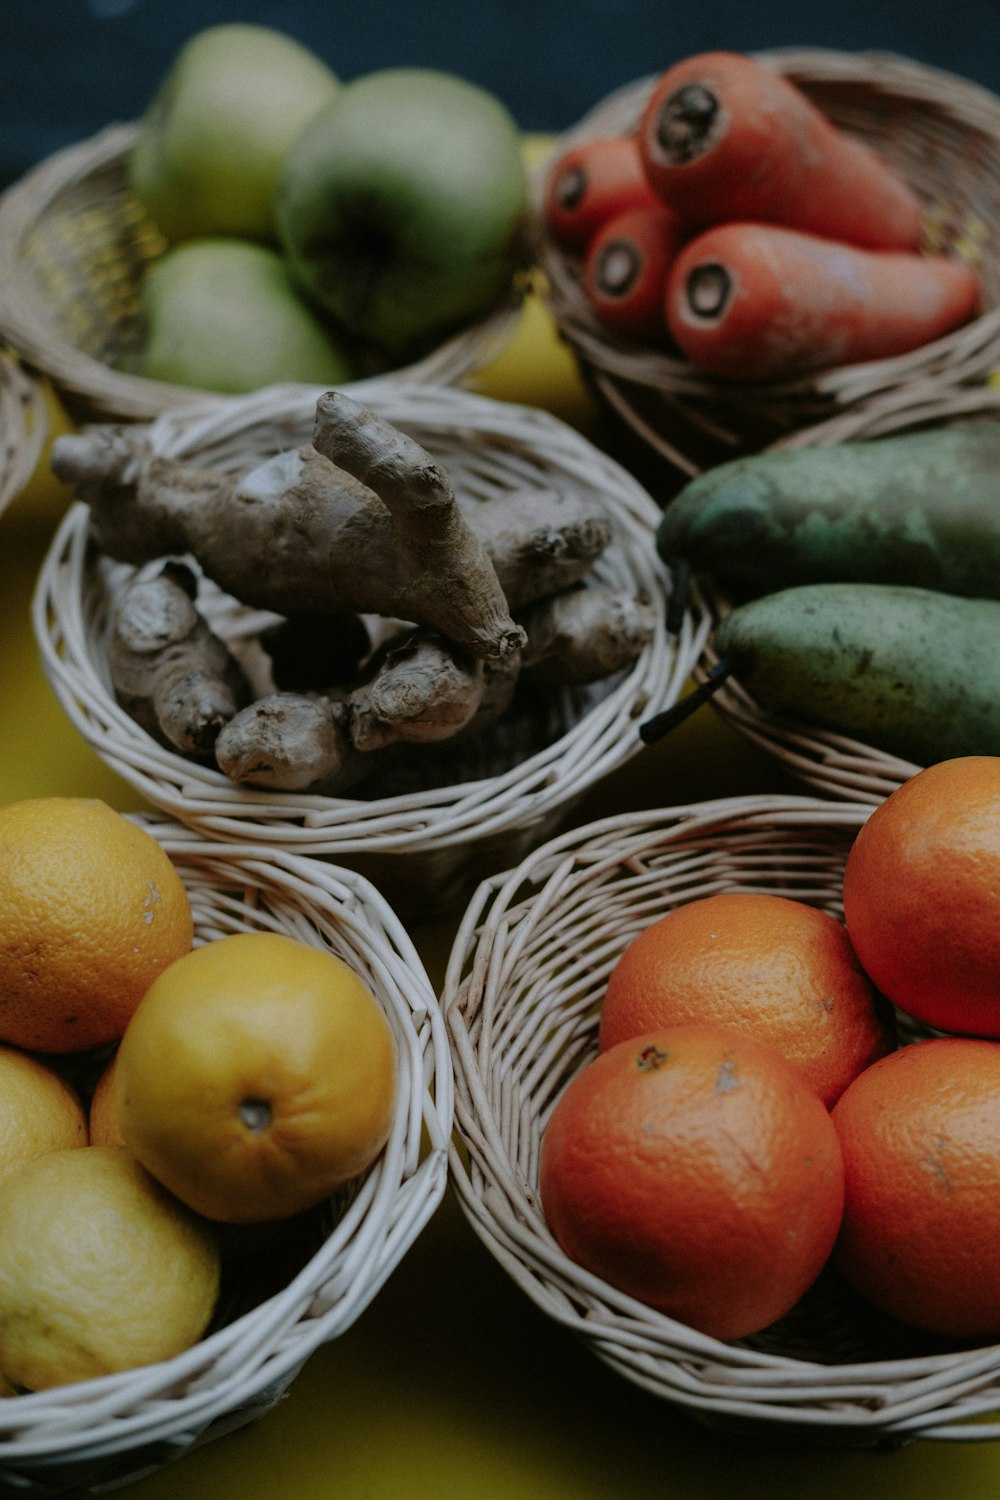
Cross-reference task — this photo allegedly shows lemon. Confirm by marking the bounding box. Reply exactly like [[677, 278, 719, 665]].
[[0, 1146, 220, 1391], [116, 931, 398, 1223]]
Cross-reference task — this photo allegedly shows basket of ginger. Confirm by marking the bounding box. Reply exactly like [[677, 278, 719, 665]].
[[0, 795, 450, 1493], [537, 47, 1000, 481], [446, 757, 1000, 1446]]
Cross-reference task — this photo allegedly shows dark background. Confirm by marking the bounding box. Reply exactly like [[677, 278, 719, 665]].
[[2, 1, 998, 189]]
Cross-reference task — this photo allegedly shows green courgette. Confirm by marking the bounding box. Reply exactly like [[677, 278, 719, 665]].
[[711, 581, 1000, 765], [656, 420, 1000, 598]]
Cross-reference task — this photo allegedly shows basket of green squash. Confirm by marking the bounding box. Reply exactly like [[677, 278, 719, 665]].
[[648, 382, 1000, 802]]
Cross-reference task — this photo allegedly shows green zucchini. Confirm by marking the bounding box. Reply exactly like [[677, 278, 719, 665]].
[[713, 582, 1000, 765], [656, 420, 1000, 598]]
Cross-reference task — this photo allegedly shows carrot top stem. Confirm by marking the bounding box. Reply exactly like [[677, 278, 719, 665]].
[[685, 262, 732, 319], [654, 84, 721, 164]]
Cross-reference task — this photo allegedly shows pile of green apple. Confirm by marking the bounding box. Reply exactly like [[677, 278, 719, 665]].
[[125, 24, 531, 393]]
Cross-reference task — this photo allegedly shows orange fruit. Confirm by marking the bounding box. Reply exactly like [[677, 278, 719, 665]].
[[88, 1053, 125, 1148], [0, 798, 193, 1052], [0, 1046, 87, 1184], [0, 1146, 219, 1390], [599, 892, 895, 1107], [539, 1021, 845, 1341], [843, 756, 1000, 1037], [115, 930, 398, 1223], [832, 1036, 1000, 1337]]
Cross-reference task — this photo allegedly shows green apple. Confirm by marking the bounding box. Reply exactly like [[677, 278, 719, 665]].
[[129, 24, 339, 242], [135, 238, 355, 394], [274, 67, 530, 362]]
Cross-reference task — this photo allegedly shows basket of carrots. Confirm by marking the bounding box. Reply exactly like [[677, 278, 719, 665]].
[[33, 377, 704, 916], [445, 788, 1000, 1445], [537, 47, 1000, 481], [645, 381, 1000, 803]]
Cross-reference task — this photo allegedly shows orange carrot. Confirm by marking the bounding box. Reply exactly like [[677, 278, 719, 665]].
[[664, 222, 981, 381], [543, 134, 662, 249], [582, 204, 683, 339], [638, 51, 924, 250]]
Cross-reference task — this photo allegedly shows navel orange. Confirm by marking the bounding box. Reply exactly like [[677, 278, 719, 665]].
[[115, 930, 398, 1223], [832, 1035, 1000, 1337], [539, 1021, 845, 1341], [0, 798, 193, 1052], [842, 756, 1000, 1036], [599, 891, 895, 1107]]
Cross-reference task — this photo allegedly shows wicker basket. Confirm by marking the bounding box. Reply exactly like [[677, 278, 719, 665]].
[[0, 122, 525, 425], [537, 48, 1000, 481], [689, 382, 1000, 804], [0, 813, 450, 1495], [444, 792, 1000, 1447], [32, 379, 707, 915], [0, 349, 47, 519]]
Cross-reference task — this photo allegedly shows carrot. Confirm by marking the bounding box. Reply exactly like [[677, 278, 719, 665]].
[[582, 203, 683, 339], [543, 134, 662, 249], [664, 222, 982, 381], [638, 51, 924, 250]]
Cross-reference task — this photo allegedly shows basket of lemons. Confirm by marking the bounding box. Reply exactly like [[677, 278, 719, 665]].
[[446, 772, 1000, 1445], [0, 795, 450, 1493], [33, 378, 705, 917], [0, 23, 530, 424]]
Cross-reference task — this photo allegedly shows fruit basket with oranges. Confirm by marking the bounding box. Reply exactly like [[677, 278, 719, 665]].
[[32, 377, 707, 917], [0, 804, 451, 1494], [445, 780, 1000, 1446], [536, 47, 1000, 480]]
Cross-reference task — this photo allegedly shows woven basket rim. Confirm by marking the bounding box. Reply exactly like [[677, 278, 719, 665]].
[[536, 46, 1000, 475], [443, 792, 1000, 1444], [0, 813, 451, 1481], [0, 350, 47, 519], [0, 122, 525, 423], [32, 378, 709, 862], [689, 383, 1000, 803]]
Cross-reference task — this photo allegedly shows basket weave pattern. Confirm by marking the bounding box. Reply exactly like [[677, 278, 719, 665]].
[[0, 124, 524, 424], [538, 49, 1000, 478], [33, 379, 707, 913], [0, 351, 47, 519], [0, 815, 450, 1495], [693, 383, 1000, 803], [444, 794, 1000, 1446]]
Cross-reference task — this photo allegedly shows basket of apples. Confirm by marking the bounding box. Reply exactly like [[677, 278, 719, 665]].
[[0, 24, 532, 423], [537, 47, 1000, 481]]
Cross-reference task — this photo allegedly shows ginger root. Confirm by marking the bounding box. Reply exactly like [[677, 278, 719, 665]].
[[215, 586, 653, 794], [107, 561, 252, 756], [51, 395, 611, 657]]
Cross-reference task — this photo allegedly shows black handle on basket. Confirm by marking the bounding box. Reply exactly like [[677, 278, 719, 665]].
[[639, 658, 733, 744]]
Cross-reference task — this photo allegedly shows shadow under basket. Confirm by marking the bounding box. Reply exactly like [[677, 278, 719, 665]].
[[444, 793, 1000, 1447], [0, 121, 525, 425], [537, 47, 1000, 481], [32, 379, 709, 918], [688, 382, 1000, 804], [0, 814, 451, 1496]]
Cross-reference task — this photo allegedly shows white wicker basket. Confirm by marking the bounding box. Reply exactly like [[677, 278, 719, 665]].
[[0, 349, 47, 520], [692, 383, 1000, 804], [445, 793, 1000, 1447], [0, 123, 524, 424], [33, 379, 708, 915], [0, 814, 450, 1494]]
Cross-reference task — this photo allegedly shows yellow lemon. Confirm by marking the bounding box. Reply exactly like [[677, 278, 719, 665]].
[[0, 798, 193, 1052], [0, 1046, 87, 1182], [0, 1146, 220, 1391], [115, 931, 398, 1223]]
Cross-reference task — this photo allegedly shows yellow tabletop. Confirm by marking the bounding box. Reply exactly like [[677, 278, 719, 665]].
[[3, 279, 999, 1498]]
